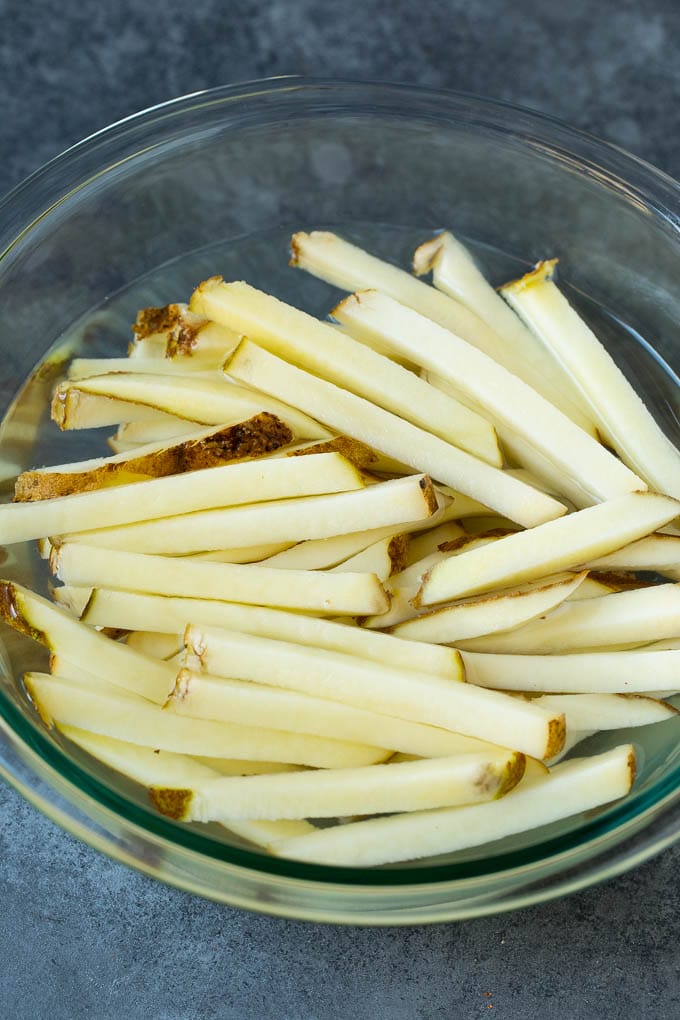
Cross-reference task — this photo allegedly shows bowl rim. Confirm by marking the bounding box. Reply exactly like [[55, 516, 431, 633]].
[[1, 76, 679, 913]]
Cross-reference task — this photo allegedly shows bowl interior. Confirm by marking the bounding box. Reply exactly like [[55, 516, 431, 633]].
[[0, 81, 678, 897]]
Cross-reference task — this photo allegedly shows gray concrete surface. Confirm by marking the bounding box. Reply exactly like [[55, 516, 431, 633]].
[[1, 1, 680, 1017]]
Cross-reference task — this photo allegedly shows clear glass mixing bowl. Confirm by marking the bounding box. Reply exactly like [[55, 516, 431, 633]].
[[0, 78, 678, 924]]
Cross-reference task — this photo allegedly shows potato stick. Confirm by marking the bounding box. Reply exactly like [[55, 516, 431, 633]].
[[82, 589, 459, 678], [259, 500, 475, 572], [225, 340, 566, 528], [2, 452, 363, 546], [14, 415, 293, 500], [152, 750, 525, 822], [192, 279, 500, 464], [170, 668, 480, 758], [25, 673, 388, 768], [568, 577, 627, 600], [406, 522, 466, 564], [50, 585, 93, 617], [527, 693, 678, 731], [462, 648, 680, 694], [193, 759, 301, 777], [458, 583, 680, 653], [502, 262, 680, 499], [61, 726, 314, 845], [113, 416, 205, 445], [584, 534, 680, 575], [52, 544, 388, 616], [364, 531, 509, 630], [413, 232, 597, 432], [52, 390, 167, 430], [392, 572, 587, 644], [187, 543, 295, 564], [334, 291, 644, 504], [184, 625, 564, 760], [67, 358, 218, 380], [126, 631, 182, 660], [418, 491, 680, 606], [282, 435, 380, 470], [57, 373, 330, 440], [330, 536, 408, 582], [0, 582, 173, 703], [290, 230, 523, 366], [271, 744, 635, 865], [62, 474, 436, 555]]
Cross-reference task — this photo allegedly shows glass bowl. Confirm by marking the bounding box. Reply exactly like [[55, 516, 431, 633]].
[[0, 78, 678, 925]]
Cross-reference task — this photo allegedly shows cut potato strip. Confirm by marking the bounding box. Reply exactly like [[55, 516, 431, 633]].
[[192, 758, 302, 776], [60, 727, 314, 845], [151, 750, 525, 822], [334, 290, 645, 504], [52, 545, 388, 616], [52, 374, 330, 440], [502, 262, 680, 500], [363, 531, 511, 630], [81, 589, 459, 678], [62, 474, 436, 556], [170, 668, 479, 758], [584, 533, 680, 576], [462, 648, 680, 694], [14, 415, 293, 500], [0, 582, 173, 703], [2, 452, 363, 545], [25, 673, 388, 768], [270, 744, 635, 865], [290, 230, 525, 367], [126, 631, 181, 660], [406, 522, 466, 564], [526, 693, 678, 731], [192, 279, 500, 464], [391, 572, 587, 644], [225, 339, 566, 528], [67, 358, 218, 380], [418, 491, 680, 606], [184, 625, 564, 760], [113, 416, 205, 446], [188, 543, 295, 564], [458, 583, 680, 653], [568, 576, 629, 600], [50, 585, 93, 617], [52, 390, 166, 430], [413, 232, 597, 432], [329, 536, 409, 582]]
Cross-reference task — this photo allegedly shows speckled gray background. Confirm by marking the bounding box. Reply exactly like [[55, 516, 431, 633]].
[[1, 1, 680, 1017]]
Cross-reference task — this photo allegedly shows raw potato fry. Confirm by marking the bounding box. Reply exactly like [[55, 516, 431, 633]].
[[584, 533, 680, 577], [25, 673, 389, 768], [413, 232, 597, 432], [170, 668, 483, 758], [290, 230, 523, 367], [525, 694, 678, 731], [406, 521, 466, 564], [192, 759, 302, 776], [52, 544, 389, 616], [271, 744, 636, 866], [334, 290, 645, 504], [112, 416, 204, 446], [151, 751, 526, 822], [14, 414, 293, 500], [188, 543, 295, 564], [458, 583, 680, 653], [191, 278, 500, 464], [81, 589, 460, 678], [417, 491, 680, 606], [67, 357, 218, 380], [60, 726, 314, 845], [461, 648, 680, 694], [0, 582, 173, 703], [2, 452, 363, 545], [52, 374, 330, 440], [502, 261, 680, 499], [52, 389, 166, 430], [391, 572, 588, 644], [62, 474, 437, 555], [329, 535, 409, 582], [50, 585, 93, 617], [225, 339, 566, 528], [126, 631, 182, 660], [184, 625, 565, 760]]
